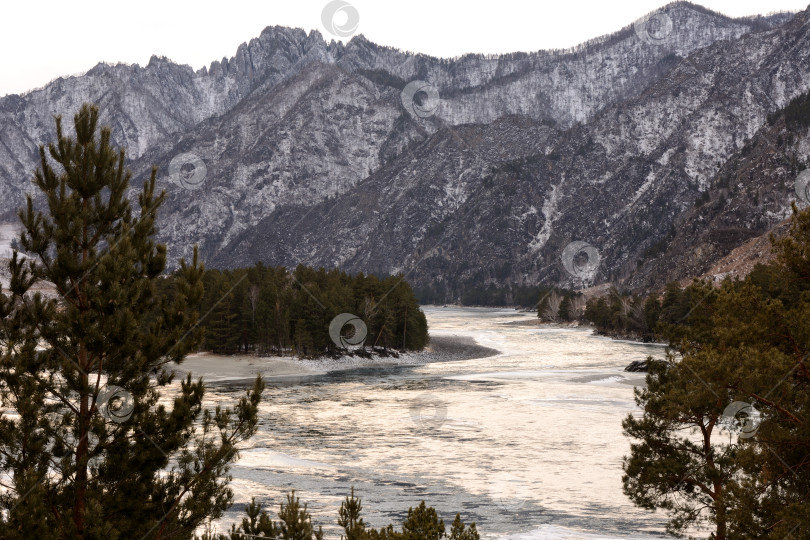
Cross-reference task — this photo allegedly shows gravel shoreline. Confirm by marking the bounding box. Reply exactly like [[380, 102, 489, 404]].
[[173, 335, 500, 384]]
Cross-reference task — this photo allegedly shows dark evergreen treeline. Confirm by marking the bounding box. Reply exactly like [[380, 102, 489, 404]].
[[582, 283, 702, 342], [417, 282, 580, 310], [535, 279, 714, 342], [199, 489, 480, 540], [159, 263, 429, 357], [457, 284, 559, 308], [582, 271, 791, 343], [460, 283, 548, 308]]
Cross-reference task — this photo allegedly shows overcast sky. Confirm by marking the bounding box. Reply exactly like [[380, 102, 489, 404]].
[[1, 0, 807, 97]]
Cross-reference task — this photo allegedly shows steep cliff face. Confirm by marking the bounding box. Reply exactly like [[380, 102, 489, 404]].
[[625, 89, 810, 292], [0, 2, 805, 300]]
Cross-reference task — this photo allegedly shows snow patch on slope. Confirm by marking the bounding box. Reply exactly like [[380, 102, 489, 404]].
[[529, 184, 561, 253]]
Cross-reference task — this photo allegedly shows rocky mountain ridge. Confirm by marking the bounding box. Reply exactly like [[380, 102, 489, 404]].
[[0, 2, 807, 300]]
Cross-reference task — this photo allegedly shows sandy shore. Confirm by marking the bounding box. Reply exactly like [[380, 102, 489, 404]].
[[171, 335, 500, 384]]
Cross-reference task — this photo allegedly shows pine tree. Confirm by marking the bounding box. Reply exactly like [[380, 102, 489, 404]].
[[227, 498, 279, 539], [204, 273, 241, 353], [276, 491, 324, 540], [0, 103, 264, 538], [338, 487, 367, 540], [557, 295, 572, 322], [621, 353, 740, 539], [448, 514, 479, 540], [400, 501, 445, 540], [623, 202, 810, 538]]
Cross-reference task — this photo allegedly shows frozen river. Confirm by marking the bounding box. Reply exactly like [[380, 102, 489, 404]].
[[206, 306, 672, 539]]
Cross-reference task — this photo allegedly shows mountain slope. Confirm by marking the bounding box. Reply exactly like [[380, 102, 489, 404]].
[[211, 6, 810, 299], [626, 89, 810, 292], [0, 2, 805, 301]]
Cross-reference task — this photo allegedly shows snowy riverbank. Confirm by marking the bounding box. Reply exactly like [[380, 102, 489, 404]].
[[172, 335, 500, 383]]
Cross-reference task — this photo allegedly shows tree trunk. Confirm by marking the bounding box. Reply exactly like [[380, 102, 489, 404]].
[[74, 206, 89, 538], [402, 308, 407, 349], [74, 346, 88, 538], [714, 483, 726, 540]]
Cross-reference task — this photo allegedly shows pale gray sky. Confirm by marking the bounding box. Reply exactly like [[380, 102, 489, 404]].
[[1, 0, 807, 97]]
